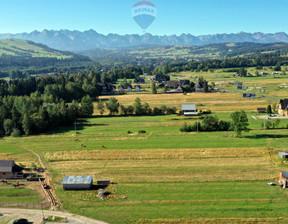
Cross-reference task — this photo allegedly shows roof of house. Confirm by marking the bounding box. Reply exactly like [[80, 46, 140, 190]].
[[61, 176, 93, 185], [281, 171, 288, 179], [0, 160, 18, 172], [166, 81, 180, 88], [0, 160, 15, 172], [182, 104, 196, 111], [279, 99, 288, 110]]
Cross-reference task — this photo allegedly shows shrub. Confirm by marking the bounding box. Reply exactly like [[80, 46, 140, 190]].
[[11, 128, 21, 137]]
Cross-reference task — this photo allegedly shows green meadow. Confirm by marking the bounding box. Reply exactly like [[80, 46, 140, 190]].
[[2, 71, 288, 223]]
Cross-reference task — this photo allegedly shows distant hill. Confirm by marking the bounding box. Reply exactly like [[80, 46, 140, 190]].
[[80, 42, 288, 63], [0, 39, 77, 59], [0, 39, 90, 71], [1, 30, 288, 51]]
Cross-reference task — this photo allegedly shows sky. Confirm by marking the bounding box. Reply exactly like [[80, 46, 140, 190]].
[[0, 0, 288, 36]]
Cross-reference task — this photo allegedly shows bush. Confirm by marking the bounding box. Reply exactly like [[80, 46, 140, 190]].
[[180, 122, 200, 132], [138, 130, 146, 134], [11, 128, 21, 137]]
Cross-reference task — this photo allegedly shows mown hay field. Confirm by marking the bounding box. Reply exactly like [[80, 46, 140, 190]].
[[2, 90, 288, 223]]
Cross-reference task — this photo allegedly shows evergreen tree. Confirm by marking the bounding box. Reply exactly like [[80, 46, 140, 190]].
[[151, 81, 157, 94], [266, 105, 272, 114]]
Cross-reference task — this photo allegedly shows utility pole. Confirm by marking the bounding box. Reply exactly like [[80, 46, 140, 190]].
[[137, 119, 139, 135], [197, 120, 199, 132], [74, 121, 77, 136]]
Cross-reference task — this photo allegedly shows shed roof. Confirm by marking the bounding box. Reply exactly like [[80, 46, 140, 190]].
[[61, 176, 93, 185], [0, 160, 15, 172], [182, 104, 196, 111], [281, 171, 288, 179]]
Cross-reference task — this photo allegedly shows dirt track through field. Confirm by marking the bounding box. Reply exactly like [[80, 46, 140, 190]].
[[7, 142, 61, 210]]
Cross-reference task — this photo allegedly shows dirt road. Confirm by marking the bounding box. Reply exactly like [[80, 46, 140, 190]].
[[0, 208, 108, 224]]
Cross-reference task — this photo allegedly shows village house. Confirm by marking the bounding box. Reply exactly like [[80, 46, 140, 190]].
[[166, 86, 183, 94], [181, 104, 198, 116], [127, 86, 132, 92], [154, 74, 170, 82], [97, 83, 116, 95], [135, 85, 141, 92], [279, 171, 288, 188], [0, 160, 23, 179], [166, 80, 190, 89], [278, 99, 288, 116], [118, 85, 125, 93]]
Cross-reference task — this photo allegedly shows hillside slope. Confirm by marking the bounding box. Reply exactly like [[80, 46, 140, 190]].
[[0, 39, 75, 59]]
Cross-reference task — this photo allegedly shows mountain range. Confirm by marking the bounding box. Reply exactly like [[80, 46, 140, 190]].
[[1, 30, 288, 52]]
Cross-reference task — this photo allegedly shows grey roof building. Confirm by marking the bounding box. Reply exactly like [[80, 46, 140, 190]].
[[61, 176, 93, 190], [182, 104, 198, 116], [0, 160, 23, 179]]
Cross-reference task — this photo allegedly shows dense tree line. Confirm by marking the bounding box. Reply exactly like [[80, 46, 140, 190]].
[[0, 92, 95, 136], [152, 55, 288, 74], [98, 97, 177, 116]]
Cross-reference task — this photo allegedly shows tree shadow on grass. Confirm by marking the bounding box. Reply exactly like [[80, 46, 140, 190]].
[[46, 122, 109, 135], [245, 134, 288, 139]]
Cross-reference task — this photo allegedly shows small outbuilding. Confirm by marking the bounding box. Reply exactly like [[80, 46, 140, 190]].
[[279, 152, 288, 159], [97, 179, 111, 185], [182, 104, 198, 116], [61, 176, 93, 190], [257, 108, 267, 114]]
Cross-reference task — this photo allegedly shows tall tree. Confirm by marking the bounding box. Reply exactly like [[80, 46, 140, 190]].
[[3, 119, 13, 136], [134, 97, 143, 115], [106, 97, 120, 115], [151, 81, 157, 94], [22, 113, 32, 136], [230, 110, 249, 137], [80, 95, 94, 117], [97, 100, 105, 115], [266, 105, 272, 114]]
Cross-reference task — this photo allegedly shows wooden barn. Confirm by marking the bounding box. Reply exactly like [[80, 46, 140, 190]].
[[0, 160, 23, 179], [257, 108, 267, 114], [278, 99, 288, 116], [61, 176, 93, 190]]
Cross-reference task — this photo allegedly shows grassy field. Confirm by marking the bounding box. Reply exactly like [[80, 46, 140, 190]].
[[2, 73, 288, 223], [0, 39, 73, 59]]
